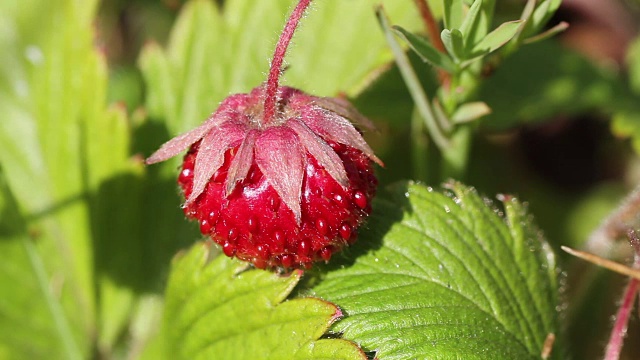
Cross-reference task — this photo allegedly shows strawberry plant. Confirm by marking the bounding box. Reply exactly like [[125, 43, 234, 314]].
[[3, 0, 640, 359]]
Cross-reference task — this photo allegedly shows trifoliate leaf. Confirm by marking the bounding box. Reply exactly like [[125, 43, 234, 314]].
[[164, 243, 365, 360], [312, 182, 560, 359]]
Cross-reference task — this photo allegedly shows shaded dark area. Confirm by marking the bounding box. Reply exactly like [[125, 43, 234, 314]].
[[0, 170, 27, 241], [519, 116, 624, 192], [89, 119, 199, 294]]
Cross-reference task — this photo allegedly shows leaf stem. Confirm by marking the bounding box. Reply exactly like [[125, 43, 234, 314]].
[[263, 0, 312, 125]]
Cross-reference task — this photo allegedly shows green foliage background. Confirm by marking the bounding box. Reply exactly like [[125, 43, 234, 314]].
[[1, 0, 640, 359]]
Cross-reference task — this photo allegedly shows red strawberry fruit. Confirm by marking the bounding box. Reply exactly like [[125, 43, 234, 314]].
[[146, 0, 382, 269]]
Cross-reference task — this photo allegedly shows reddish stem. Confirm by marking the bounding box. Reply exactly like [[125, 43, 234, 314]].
[[263, 0, 313, 124], [604, 277, 639, 360], [413, 0, 445, 53], [604, 230, 640, 360]]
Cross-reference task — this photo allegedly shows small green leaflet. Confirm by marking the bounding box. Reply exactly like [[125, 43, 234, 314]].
[[312, 182, 560, 359], [392, 26, 455, 72], [163, 244, 366, 360]]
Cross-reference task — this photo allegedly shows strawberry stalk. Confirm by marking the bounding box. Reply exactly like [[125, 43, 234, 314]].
[[604, 277, 639, 360], [263, 0, 313, 125], [604, 229, 640, 360]]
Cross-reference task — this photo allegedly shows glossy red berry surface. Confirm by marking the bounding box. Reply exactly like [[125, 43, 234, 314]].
[[178, 136, 377, 269], [147, 86, 380, 269]]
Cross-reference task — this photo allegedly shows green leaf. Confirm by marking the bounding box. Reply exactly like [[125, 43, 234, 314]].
[[312, 182, 560, 359], [139, 0, 421, 135], [471, 20, 523, 55], [458, 0, 483, 39], [443, 0, 464, 30], [0, 0, 152, 357], [441, 28, 465, 62], [451, 101, 492, 123], [392, 26, 455, 72], [164, 243, 365, 360], [0, 1, 109, 358], [521, 0, 562, 39], [523, 21, 569, 45], [0, 174, 82, 360]]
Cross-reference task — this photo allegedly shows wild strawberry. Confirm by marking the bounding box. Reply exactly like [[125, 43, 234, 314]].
[[145, 0, 382, 269]]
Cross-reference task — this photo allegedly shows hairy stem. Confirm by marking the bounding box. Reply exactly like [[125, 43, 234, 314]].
[[604, 278, 639, 360], [263, 0, 312, 124], [604, 230, 640, 360], [587, 185, 640, 255]]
